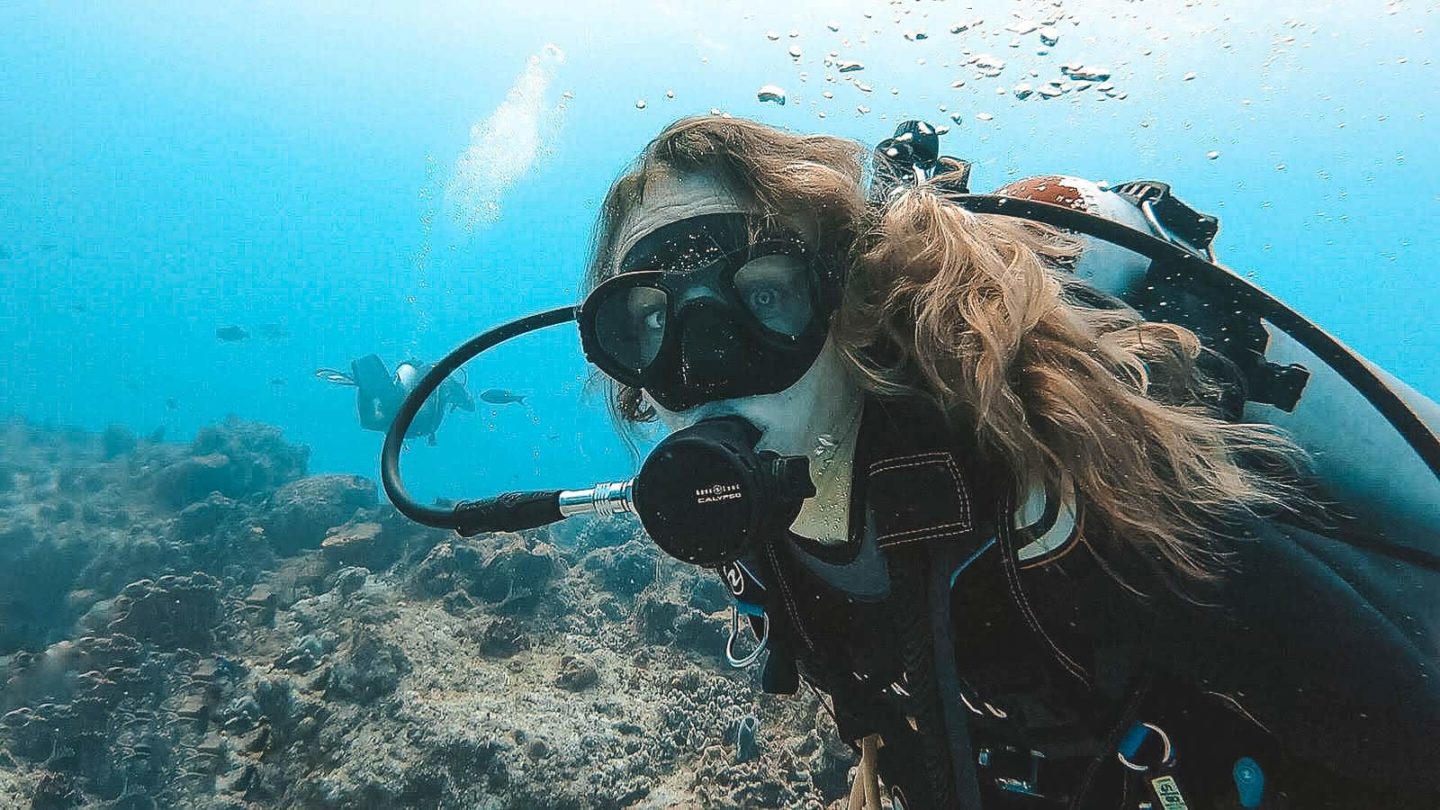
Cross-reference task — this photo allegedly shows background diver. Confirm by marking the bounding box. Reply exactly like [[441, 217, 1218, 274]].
[[315, 354, 474, 445]]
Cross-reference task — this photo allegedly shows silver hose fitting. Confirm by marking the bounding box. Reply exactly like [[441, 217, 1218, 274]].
[[557, 479, 635, 518]]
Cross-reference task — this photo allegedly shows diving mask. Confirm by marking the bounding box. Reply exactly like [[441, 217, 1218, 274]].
[[579, 213, 835, 412]]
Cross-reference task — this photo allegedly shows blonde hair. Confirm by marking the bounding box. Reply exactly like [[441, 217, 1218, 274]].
[[586, 116, 1305, 589]]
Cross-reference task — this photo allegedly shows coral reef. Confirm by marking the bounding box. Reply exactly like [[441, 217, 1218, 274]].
[[0, 417, 854, 808], [259, 475, 377, 555]]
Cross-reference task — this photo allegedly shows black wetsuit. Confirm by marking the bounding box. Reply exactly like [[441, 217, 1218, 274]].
[[724, 397, 1440, 808]]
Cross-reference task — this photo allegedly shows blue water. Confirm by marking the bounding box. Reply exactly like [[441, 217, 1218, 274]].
[[2, 1, 1434, 502]]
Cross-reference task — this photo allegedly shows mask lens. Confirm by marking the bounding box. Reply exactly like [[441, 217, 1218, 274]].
[[593, 283, 669, 373], [733, 253, 815, 337]]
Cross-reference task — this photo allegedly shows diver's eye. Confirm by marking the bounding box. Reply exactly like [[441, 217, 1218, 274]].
[[733, 254, 814, 337], [642, 307, 667, 331], [746, 287, 780, 312]]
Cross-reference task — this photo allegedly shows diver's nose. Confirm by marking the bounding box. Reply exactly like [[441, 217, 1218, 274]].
[[677, 302, 743, 393], [673, 284, 726, 308]]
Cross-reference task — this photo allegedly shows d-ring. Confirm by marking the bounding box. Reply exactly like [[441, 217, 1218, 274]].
[[725, 606, 770, 668], [1116, 722, 1174, 772]]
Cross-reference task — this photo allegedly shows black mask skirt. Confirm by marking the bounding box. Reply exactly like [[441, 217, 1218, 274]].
[[579, 213, 836, 412]]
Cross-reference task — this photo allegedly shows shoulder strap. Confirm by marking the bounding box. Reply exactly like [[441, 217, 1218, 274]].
[[858, 400, 997, 807]]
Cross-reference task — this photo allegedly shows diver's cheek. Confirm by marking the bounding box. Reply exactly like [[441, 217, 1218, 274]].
[[644, 392, 689, 432], [735, 399, 809, 456], [645, 389, 774, 437]]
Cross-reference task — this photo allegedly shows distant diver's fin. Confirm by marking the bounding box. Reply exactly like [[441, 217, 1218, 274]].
[[315, 368, 356, 386], [351, 355, 397, 398]]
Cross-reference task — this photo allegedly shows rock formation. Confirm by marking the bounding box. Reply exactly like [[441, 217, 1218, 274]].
[[0, 417, 854, 808]]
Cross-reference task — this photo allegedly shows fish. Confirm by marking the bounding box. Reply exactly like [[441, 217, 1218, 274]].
[[269, 377, 286, 388], [165, 398, 179, 411], [479, 389, 528, 406], [0, 245, 11, 260], [314, 368, 355, 385], [215, 325, 250, 342], [257, 323, 290, 340]]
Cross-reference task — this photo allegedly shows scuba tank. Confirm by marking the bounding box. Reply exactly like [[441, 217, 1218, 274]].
[[871, 121, 1439, 565], [996, 174, 1440, 557]]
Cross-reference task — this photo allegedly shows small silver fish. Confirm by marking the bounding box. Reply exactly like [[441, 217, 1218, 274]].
[[479, 389, 528, 406], [215, 325, 249, 342]]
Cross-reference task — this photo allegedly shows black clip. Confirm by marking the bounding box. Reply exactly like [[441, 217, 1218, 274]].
[[872, 120, 972, 199], [1244, 357, 1310, 413], [977, 745, 1047, 799]]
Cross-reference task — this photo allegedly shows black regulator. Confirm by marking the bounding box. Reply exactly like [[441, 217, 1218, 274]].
[[633, 417, 813, 565]]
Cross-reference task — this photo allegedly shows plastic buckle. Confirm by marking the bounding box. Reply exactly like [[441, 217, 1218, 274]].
[[725, 605, 770, 668], [1233, 756, 1266, 808], [977, 745, 1047, 799]]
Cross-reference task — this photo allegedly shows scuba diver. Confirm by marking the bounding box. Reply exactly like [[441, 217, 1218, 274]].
[[316, 355, 474, 445], [379, 117, 1440, 808]]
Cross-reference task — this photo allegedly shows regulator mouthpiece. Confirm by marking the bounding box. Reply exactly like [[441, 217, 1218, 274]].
[[632, 417, 815, 566]]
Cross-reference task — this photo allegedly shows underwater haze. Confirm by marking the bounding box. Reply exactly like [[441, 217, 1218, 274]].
[[2, 0, 1435, 501], [0, 1, 1437, 807]]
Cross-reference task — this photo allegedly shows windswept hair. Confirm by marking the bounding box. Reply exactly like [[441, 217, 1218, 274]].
[[586, 116, 1306, 590]]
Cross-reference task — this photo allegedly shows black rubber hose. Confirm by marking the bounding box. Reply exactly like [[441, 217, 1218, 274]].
[[380, 305, 578, 532]]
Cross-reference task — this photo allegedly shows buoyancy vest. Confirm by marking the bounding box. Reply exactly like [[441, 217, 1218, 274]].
[[719, 397, 1440, 809]]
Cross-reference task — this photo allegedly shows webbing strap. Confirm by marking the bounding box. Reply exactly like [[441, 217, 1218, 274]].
[[927, 542, 986, 808]]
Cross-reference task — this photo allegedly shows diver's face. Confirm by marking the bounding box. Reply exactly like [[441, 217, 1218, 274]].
[[647, 338, 855, 458], [613, 172, 856, 456]]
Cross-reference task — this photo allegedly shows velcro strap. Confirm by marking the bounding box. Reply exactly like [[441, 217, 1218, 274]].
[[867, 451, 974, 547]]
